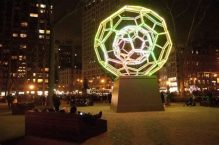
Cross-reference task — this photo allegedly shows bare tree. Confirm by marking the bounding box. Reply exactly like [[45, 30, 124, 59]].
[[185, 0, 211, 46], [162, 0, 211, 46]]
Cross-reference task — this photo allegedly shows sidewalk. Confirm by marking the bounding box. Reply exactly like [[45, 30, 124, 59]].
[[1, 136, 79, 145], [0, 103, 10, 113]]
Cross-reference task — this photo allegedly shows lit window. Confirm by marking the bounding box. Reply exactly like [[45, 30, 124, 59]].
[[45, 68, 49, 72], [33, 79, 36, 82], [39, 29, 45, 34], [20, 33, 27, 38], [37, 79, 43, 83], [30, 13, 38, 17], [40, 10, 45, 13], [40, 4, 46, 8], [33, 73, 36, 77], [12, 33, 18, 37], [11, 56, 18, 59], [20, 44, 27, 49], [0, 44, 2, 47], [21, 22, 28, 27], [46, 30, 50, 34], [75, 53, 77, 56], [39, 35, 44, 39]]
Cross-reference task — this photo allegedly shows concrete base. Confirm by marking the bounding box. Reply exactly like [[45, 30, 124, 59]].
[[111, 76, 164, 112]]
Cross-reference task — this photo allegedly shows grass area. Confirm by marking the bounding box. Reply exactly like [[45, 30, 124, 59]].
[[0, 103, 219, 145]]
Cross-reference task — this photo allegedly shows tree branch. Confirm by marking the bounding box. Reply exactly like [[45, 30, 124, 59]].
[[175, 1, 190, 19], [191, 0, 211, 38], [186, 0, 202, 46]]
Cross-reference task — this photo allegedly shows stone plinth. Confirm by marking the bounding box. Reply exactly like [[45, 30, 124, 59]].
[[111, 76, 164, 112]]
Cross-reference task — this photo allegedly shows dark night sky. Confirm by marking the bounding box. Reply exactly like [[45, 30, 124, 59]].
[[54, 0, 219, 46]]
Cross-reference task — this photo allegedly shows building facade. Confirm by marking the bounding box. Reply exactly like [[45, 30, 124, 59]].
[[56, 41, 82, 93], [159, 41, 219, 94], [58, 68, 82, 94], [0, 0, 52, 96]]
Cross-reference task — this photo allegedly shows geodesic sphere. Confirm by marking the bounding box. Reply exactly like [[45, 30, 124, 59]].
[[113, 25, 152, 66], [94, 5, 172, 77]]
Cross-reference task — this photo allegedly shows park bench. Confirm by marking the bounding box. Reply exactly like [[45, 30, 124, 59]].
[[25, 111, 107, 143]]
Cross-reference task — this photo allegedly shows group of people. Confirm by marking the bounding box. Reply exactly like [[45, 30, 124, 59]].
[[52, 94, 102, 122]]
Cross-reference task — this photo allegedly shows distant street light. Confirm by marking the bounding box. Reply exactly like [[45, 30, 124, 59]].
[[29, 85, 35, 90], [101, 79, 105, 83]]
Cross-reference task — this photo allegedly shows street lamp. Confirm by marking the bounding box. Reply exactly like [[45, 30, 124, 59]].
[[29, 84, 35, 90], [101, 79, 105, 83]]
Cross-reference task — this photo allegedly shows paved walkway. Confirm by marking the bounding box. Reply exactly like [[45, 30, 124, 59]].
[[2, 136, 79, 145], [1, 103, 219, 145]]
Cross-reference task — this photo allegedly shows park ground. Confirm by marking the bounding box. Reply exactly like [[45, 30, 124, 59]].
[[0, 103, 219, 145]]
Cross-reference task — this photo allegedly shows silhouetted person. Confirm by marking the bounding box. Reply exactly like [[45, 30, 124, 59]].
[[53, 94, 61, 111], [70, 105, 102, 124], [185, 94, 196, 106], [70, 105, 77, 114], [160, 92, 165, 105], [6, 94, 14, 110], [208, 92, 213, 105]]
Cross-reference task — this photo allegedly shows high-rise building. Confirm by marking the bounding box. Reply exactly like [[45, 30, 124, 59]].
[[0, 0, 52, 96], [57, 41, 82, 70], [56, 40, 82, 93]]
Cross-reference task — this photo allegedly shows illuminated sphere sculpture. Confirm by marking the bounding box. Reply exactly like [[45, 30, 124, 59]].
[[94, 5, 172, 77]]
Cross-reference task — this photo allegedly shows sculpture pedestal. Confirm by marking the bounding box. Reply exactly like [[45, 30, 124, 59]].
[[111, 76, 164, 112]]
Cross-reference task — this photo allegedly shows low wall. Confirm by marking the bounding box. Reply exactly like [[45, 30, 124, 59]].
[[25, 111, 107, 143]]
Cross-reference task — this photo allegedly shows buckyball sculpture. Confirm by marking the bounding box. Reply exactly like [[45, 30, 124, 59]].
[[94, 5, 172, 112]]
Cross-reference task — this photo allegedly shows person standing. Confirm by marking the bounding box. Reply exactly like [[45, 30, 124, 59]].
[[160, 92, 165, 107], [53, 94, 61, 111], [6, 94, 14, 110]]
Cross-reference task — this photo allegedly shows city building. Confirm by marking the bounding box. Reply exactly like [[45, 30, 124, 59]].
[[159, 41, 219, 94], [57, 68, 82, 94], [56, 40, 82, 93], [0, 0, 53, 96], [57, 41, 81, 70]]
